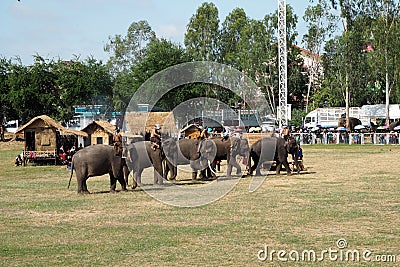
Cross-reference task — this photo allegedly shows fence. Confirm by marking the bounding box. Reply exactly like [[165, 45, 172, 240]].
[[291, 132, 400, 145]]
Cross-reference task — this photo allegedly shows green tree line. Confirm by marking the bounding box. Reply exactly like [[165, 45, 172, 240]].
[[1, 1, 399, 126]]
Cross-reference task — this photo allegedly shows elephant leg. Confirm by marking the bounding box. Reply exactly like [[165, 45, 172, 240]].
[[254, 156, 262, 176], [191, 171, 198, 180], [123, 165, 130, 186], [249, 153, 261, 176], [116, 175, 127, 191], [135, 170, 143, 187], [109, 172, 117, 192], [82, 178, 90, 193], [131, 173, 137, 189], [154, 170, 163, 185], [153, 164, 164, 185], [282, 160, 292, 175], [76, 170, 89, 194], [275, 161, 282, 175], [199, 169, 205, 180], [77, 176, 84, 193], [229, 156, 242, 175]]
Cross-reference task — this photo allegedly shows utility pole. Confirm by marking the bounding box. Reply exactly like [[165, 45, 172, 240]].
[[278, 0, 288, 128]]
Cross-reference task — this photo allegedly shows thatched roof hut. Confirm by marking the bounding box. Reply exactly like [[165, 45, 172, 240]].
[[180, 124, 201, 139], [15, 115, 87, 162], [124, 112, 177, 137], [81, 120, 116, 146]]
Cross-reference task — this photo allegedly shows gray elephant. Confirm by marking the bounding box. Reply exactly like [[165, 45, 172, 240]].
[[163, 138, 217, 181], [338, 117, 361, 131], [209, 136, 250, 177], [68, 144, 133, 193], [125, 141, 164, 187], [247, 136, 300, 176], [389, 120, 400, 131]]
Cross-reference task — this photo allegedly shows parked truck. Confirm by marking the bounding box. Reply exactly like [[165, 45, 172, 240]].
[[303, 104, 400, 129]]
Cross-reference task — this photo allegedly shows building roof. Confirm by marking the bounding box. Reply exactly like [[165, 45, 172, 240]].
[[81, 120, 116, 135], [124, 112, 176, 134], [180, 124, 201, 133], [16, 115, 88, 137]]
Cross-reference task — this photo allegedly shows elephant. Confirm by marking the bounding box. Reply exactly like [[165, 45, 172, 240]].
[[209, 136, 250, 177], [125, 141, 164, 187], [247, 136, 300, 176], [163, 138, 217, 181], [68, 144, 133, 193], [389, 120, 400, 131], [338, 117, 362, 131]]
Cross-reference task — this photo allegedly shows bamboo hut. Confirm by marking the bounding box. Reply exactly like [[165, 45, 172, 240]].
[[124, 112, 177, 139], [179, 124, 201, 139], [15, 115, 88, 164], [81, 120, 116, 146]]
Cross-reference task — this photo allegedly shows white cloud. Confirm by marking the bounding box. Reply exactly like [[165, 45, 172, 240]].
[[155, 23, 186, 43]]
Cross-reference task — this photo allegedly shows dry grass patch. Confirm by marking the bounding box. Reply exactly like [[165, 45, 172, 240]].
[[0, 144, 399, 266]]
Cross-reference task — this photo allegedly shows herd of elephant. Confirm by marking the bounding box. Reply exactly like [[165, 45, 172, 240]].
[[68, 135, 302, 194]]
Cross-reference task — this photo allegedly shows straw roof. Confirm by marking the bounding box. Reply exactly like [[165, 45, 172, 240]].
[[124, 112, 177, 135], [81, 120, 116, 135], [16, 115, 88, 137], [180, 124, 201, 133]]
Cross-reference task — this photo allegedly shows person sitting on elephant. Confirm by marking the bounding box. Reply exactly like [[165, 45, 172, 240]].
[[199, 126, 209, 140], [113, 128, 123, 156], [222, 126, 231, 141], [197, 126, 210, 153], [150, 124, 162, 151]]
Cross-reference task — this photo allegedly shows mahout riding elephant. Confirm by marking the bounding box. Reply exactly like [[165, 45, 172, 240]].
[[247, 136, 300, 176], [338, 117, 361, 131], [163, 138, 217, 181], [68, 144, 133, 193], [125, 141, 164, 187], [209, 136, 250, 177]]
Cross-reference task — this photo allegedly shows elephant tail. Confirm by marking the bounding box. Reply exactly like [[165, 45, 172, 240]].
[[67, 157, 74, 189]]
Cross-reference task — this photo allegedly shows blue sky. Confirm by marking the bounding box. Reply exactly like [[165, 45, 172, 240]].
[[1, 0, 314, 65]]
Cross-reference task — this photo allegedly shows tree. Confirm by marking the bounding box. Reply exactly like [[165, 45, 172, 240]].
[[302, 0, 338, 112], [7, 56, 58, 123], [127, 38, 192, 111], [104, 20, 156, 76], [220, 8, 249, 70], [54, 57, 113, 122], [256, 5, 306, 114], [0, 58, 14, 124], [329, 0, 363, 129], [364, 0, 400, 125], [184, 2, 220, 61]]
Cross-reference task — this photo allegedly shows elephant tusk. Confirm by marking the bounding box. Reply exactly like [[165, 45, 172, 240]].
[[208, 160, 217, 175]]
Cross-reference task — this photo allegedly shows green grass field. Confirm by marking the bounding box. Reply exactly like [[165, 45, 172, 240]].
[[0, 143, 399, 266]]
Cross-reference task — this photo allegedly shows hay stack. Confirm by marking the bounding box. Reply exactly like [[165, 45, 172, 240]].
[[124, 112, 177, 136]]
